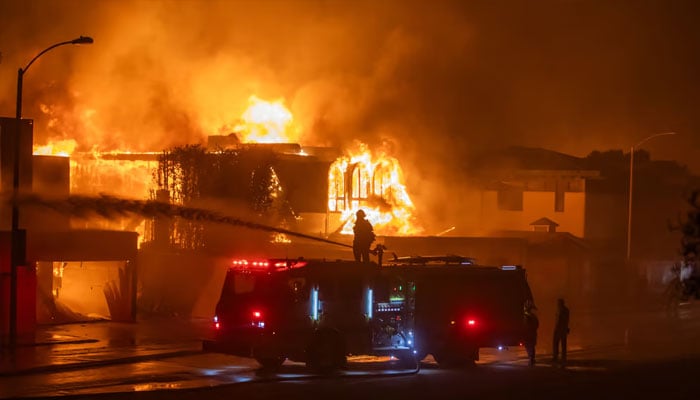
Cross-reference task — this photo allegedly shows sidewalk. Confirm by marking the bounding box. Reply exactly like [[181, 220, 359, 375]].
[[0, 317, 210, 377]]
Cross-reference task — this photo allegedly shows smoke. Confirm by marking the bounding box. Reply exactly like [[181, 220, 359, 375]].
[[1, 0, 699, 227], [0, 0, 468, 153]]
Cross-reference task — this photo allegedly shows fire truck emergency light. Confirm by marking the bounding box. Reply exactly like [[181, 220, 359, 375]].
[[310, 287, 319, 321], [365, 288, 373, 319], [251, 310, 265, 328]]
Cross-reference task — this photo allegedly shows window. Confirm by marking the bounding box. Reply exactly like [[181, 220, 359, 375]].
[[349, 162, 370, 210], [328, 164, 345, 212]]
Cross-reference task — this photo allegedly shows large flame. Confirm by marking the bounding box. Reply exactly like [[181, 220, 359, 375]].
[[33, 139, 78, 157], [330, 143, 422, 236], [31, 93, 422, 242], [235, 95, 300, 143]]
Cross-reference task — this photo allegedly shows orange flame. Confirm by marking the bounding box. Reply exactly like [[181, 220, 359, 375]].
[[33, 94, 422, 242], [329, 143, 422, 236], [235, 95, 300, 143], [33, 139, 78, 157]]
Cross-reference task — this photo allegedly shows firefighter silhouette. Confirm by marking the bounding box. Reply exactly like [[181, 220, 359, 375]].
[[523, 300, 539, 366], [664, 263, 683, 318], [552, 298, 570, 367], [353, 209, 375, 263]]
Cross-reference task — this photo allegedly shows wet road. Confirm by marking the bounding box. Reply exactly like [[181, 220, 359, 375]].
[[6, 348, 700, 400], [2, 301, 700, 399], [0, 343, 683, 398]]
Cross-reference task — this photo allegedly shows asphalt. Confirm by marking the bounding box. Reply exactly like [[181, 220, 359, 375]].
[[0, 317, 210, 377], [0, 298, 698, 379]]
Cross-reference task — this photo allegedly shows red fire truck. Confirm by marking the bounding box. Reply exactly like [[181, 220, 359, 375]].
[[203, 255, 534, 371]]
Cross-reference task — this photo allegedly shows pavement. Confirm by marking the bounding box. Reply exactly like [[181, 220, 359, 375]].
[[1, 299, 699, 379], [0, 317, 211, 377]]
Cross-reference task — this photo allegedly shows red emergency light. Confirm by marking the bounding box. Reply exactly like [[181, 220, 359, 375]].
[[251, 309, 265, 328], [466, 318, 477, 327], [231, 259, 270, 270], [230, 259, 308, 271]]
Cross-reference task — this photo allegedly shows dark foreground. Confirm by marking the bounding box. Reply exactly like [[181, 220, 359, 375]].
[[49, 355, 695, 400], [3, 301, 700, 400]]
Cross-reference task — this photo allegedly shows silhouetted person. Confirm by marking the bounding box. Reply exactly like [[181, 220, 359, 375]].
[[552, 298, 570, 367], [523, 300, 539, 366], [665, 263, 683, 318], [353, 209, 375, 263]]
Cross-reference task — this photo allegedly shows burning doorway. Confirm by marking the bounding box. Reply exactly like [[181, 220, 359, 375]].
[[37, 260, 131, 323], [28, 230, 138, 324]]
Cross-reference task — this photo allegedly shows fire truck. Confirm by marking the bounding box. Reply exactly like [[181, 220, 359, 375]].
[[203, 255, 534, 371]]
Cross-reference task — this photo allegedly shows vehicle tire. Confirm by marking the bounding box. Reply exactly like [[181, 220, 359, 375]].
[[255, 356, 286, 371], [395, 350, 420, 369], [306, 329, 347, 373]]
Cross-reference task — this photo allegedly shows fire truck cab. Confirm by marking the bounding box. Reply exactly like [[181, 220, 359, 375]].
[[203, 256, 534, 371]]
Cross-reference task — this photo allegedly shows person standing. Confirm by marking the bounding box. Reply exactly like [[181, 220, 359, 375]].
[[552, 298, 570, 367], [523, 300, 539, 366], [353, 209, 375, 263]]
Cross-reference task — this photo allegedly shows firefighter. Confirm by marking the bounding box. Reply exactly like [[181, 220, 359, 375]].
[[683, 253, 699, 299], [353, 209, 375, 263], [552, 298, 570, 367], [664, 263, 683, 318], [523, 300, 539, 366]]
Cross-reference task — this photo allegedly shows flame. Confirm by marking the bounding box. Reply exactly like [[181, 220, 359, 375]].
[[329, 143, 422, 236], [33, 139, 78, 157], [69, 153, 158, 248], [33, 93, 422, 244], [235, 95, 300, 143]]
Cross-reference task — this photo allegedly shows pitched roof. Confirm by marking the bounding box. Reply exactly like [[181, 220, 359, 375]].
[[529, 217, 559, 227]]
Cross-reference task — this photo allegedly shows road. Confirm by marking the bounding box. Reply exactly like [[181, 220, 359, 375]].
[[2, 302, 700, 399], [5, 348, 700, 400]]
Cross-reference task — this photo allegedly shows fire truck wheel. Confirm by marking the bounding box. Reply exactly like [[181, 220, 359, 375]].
[[306, 329, 347, 373], [255, 356, 286, 371], [395, 350, 420, 369]]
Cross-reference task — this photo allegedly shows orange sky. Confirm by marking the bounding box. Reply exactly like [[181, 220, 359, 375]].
[[0, 0, 698, 176]]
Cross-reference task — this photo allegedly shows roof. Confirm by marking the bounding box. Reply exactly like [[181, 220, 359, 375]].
[[529, 217, 559, 227], [495, 230, 590, 252]]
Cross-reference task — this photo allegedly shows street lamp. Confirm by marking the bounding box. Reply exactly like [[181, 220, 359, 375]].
[[626, 131, 677, 262], [9, 35, 93, 348]]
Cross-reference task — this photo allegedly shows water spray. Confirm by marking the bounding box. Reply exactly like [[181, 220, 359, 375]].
[[14, 193, 353, 249]]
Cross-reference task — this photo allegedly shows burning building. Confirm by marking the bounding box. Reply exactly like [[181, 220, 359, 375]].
[[44, 97, 424, 255], [5, 97, 425, 321]]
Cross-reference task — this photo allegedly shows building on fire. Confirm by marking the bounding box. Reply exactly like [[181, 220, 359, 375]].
[[2, 114, 697, 336]]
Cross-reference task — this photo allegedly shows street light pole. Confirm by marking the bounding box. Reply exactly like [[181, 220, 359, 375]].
[[9, 36, 93, 349], [626, 131, 677, 262]]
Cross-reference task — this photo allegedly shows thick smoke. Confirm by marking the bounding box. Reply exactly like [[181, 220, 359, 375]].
[[1, 0, 699, 231]]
